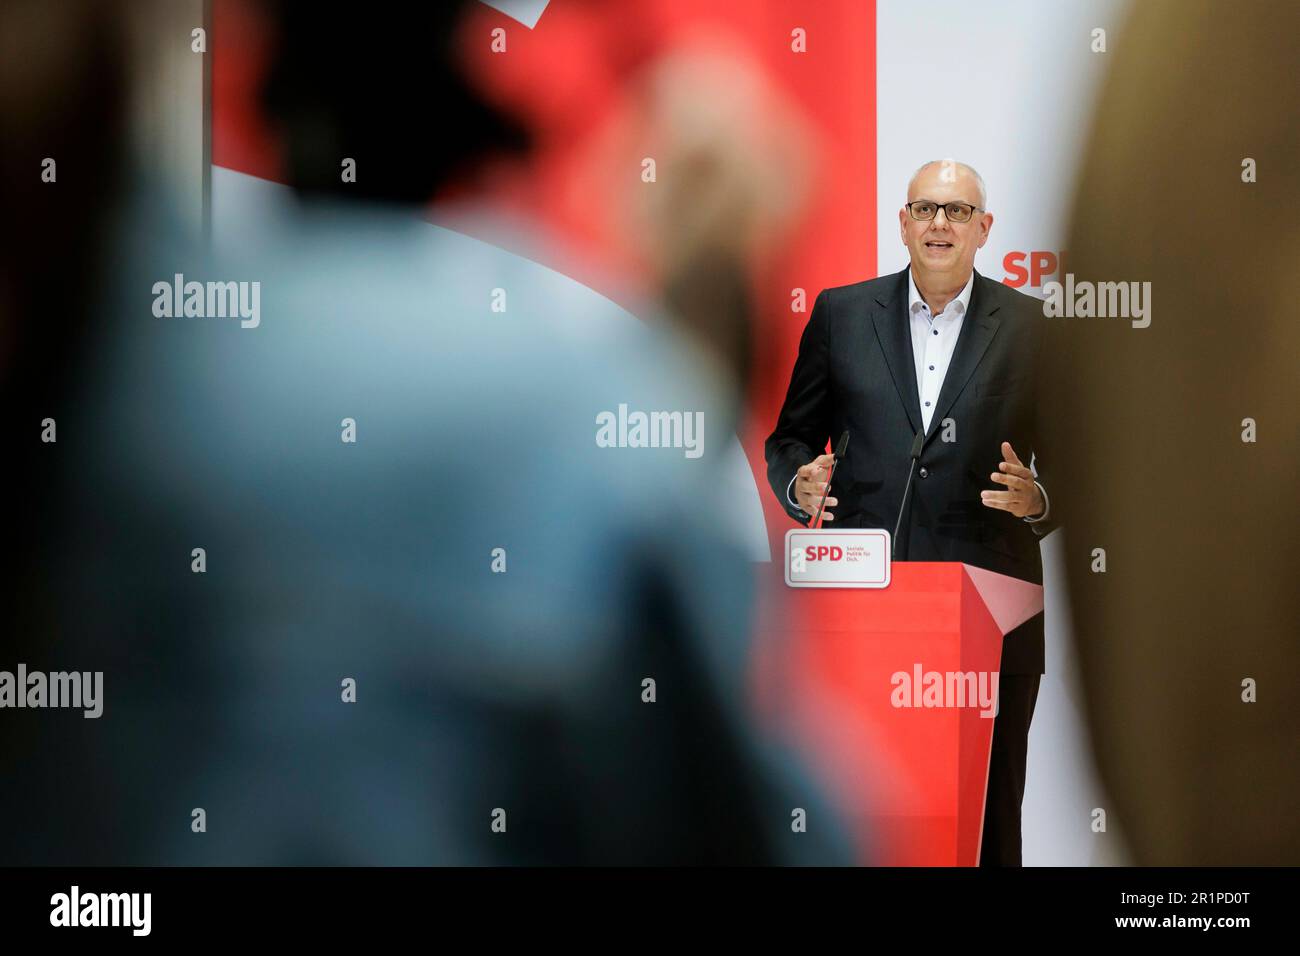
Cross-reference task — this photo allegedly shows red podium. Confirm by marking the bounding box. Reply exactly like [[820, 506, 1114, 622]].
[[753, 562, 1042, 866]]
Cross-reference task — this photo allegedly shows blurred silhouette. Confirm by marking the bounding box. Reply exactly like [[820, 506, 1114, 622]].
[[1044, 0, 1299, 865], [1, 0, 852, 864]]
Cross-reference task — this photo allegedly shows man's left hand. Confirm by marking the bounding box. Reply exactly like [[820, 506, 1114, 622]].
[[981, 441, 1044, 518]]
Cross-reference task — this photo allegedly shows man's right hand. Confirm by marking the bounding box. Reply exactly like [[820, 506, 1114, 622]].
[[795, 453, 838, 521]]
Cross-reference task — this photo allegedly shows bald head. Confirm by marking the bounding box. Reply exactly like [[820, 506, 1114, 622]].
[[907, 160, 987, 209]]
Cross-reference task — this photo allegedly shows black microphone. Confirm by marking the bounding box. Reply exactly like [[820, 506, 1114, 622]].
[[812, 430, 849, 528], [891, 432, 925, 560]]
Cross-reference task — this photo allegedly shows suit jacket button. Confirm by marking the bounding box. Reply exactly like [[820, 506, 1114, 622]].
[[919, 467, 929, 478]]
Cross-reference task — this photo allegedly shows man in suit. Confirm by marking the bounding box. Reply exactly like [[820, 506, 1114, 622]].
[[765, 160, 1055, 865]]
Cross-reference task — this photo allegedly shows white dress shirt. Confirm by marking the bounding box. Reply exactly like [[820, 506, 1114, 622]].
[[909, 268, 973, 435], [788, 269, 1049, 523]]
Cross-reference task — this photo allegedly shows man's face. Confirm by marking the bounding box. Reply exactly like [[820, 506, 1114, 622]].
[[899, 164, 992, 283]]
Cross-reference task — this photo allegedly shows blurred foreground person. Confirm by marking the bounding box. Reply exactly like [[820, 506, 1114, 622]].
[[1045, 0, 1299, 865], [1, 0, 851, 864]]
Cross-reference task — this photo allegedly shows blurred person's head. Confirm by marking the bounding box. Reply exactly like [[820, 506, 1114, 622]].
[[259, 0, 528, 205], [899, 160, 991, 288], [628, 41, 814, 412], [1047, 0, 1299, 865]]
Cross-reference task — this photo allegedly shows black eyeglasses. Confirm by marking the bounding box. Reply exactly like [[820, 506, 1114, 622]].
[[906, 200, 983, 223]]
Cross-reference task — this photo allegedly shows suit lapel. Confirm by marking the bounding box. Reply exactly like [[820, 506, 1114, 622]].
[[870, 267, 923, 437], [923, 269, 1002, 447]]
